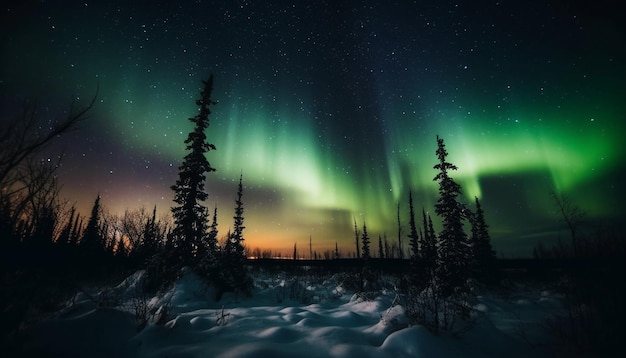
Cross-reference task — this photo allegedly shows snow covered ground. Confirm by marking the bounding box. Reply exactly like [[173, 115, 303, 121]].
[[21, 268, 565, 357]]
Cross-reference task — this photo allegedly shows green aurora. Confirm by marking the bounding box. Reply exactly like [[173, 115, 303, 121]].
[[1, 0, 623, 256]]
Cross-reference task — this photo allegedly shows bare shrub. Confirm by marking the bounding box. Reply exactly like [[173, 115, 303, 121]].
[[403, 277, 475, 336], [216, 306, 230, 326], [275, 275, 313, 304]]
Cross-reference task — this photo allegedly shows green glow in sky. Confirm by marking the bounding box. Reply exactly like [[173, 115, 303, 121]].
[[2, 0, 623, 257]]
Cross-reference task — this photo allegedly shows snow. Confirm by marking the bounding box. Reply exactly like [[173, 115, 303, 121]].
[[21, 268, 565, 357]]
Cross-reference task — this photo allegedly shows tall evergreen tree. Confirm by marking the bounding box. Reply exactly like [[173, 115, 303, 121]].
[[353, 216, 360, 259], [361, 222, 370, 260], [170, 76, 217, 266], [384, 234, 390, 259], [433, 135, 470, 296], [408, 191, 420, 260], [197, 206, 219, 277], [407, 191, 425, 288], [408, 191, 431, 291], [470, 197, 497, 282], [378, 235, 384, 259], [397, 203, 404, 259], [78, 195, 107, 274], [420, 210, 437, 274], [222, 174, 250, 293], [207, 206, 219, 256], [81, 195, 105, 253], [140, 205, 159, 260], [223, 229, 232, 255], [229, 174, 246, 261]]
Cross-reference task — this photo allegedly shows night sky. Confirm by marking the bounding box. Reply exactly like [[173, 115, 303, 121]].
[[1, 0, 624, 257]]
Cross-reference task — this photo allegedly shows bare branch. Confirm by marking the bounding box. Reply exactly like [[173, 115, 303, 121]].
[[0, 87, 98, 186], [550, 191, 586, 258]]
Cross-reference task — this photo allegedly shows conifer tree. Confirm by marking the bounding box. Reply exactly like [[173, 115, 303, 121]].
[[397, 203, 404, 259], [420, 209, 437, 274], [81, 195, 105, 253], [229, 173, 246, 262], [141, 205, 159, 260], [221, 174, 249, 292], [470, 197, 497, 282], [353, 216, 360, 259], [197, 206, 219, 277], [207, 206, 219, 256], [408, 191, 420, 260], [170, 76, 217, 267], [78, 195, 107, 273], [433, 135, 470, 296], [378, 235, 384, 259], [223, 229, 232, 255], [384, 234, 390, 259], [334, 242, 340, 259], [361, 222, 370, 260], [408, 191, 425, 290]]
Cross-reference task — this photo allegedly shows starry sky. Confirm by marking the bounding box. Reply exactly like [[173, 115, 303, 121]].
[[1, 0, 624, 257]]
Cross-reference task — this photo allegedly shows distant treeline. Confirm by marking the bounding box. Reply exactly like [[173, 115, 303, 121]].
[[246, 257, 624, 274]]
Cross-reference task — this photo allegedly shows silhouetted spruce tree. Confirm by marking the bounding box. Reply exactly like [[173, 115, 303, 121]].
[[433, 135, 470, 296], [407, 191, 424, 287], [197, 206, 219, 277], [378, 235, 384, 259], [222, 229, 232, 255], [384, 234, 390, 259], [229, 174, 246, 261], [78, 195, 108, 273], [81, 195, 105, 254], [420, 209, 437, 275], [397, 203, 404, 259], [139, 205, 160, 262], [170, 76, 217, 268], [334, 242, 340, 259], [222, 174, 250, 293], [207, 206, 219, 254], [353, 216, 360, 259], [470, 197, 497, 283], [408, 191, 420, 261], [361, 222, 371, 261]]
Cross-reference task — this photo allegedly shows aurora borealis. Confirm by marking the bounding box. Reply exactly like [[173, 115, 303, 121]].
[[1, 0, 624, 256]]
